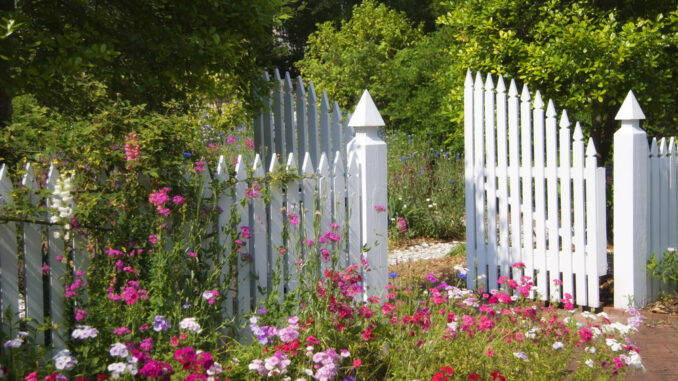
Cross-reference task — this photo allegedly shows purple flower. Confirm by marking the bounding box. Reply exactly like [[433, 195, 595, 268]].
[[153, 315, 170, 332]]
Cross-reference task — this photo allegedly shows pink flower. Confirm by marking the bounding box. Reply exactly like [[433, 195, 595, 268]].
[[172, 195, 185, 205], [194, 161, 206, 174], [553, 279, 563, 286], [353, 358, 362, 367], [287, 212, 299, 226], [512, 262, 526, 269], [396, 216, 407, 232], [374, 205, 386, 212], [226, 136, 236, 145], [188, 251, 197, 258], [75, 309, 87, 322], [148, 235, 158, 245], [113, 326, 130, 336], [245, 138, 254, 150], [41, 265, 50, 275], [278, 248, 287, 254]]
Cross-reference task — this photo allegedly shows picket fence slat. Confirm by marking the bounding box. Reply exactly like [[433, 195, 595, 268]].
[[585, 140, 601, 307], [216, 156, 234, 318], [252, 155, 268, 303], [296, 77, 308, 168], [520, 85, 534, 288], [495, 76, 510, 283], [473, 72, 486, 288], [669, 138, 677, 251], [318, 153, 331, 274], [262, 72, 273, 166], [302, 153, 316, 275], [650, 139, 660, 296], [545, 100, 561, 301], [331, 102, 343, 163], [46, 166, 66, 348], [0, 165, 19, 330], [307, 84, 319, 170], [507, 80, 521, 283], [268, 155, 285, 303], [273, 69, 285, 159], [484, 75, 498, 290], [284, 72, 296, 160], [532, 92, 547, 299], [235, 155, 251, 315], [572, 124, 587, 305], [285, 153, 301, 293], [319, 92, 331, 166], [22, 164, 44, 344], [463, 71, 476, 290]]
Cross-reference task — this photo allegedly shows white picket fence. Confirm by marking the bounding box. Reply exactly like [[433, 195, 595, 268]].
[[0, 90, 389, 345], [613, 91, 678, 308], [464, 71, 608, 307], [253, 69, 354, 170]]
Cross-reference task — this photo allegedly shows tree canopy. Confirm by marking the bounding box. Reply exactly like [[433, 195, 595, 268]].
[[0, 0, 286, 123], [438, 0, 678, 162]]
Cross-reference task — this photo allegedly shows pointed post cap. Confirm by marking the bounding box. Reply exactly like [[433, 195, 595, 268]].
[[615, 90, 645, 121], [348, 90, 385, 128]]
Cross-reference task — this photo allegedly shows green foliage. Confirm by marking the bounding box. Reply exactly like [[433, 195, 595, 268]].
[[387, 130, 465, 242], [379, 25, 456, 139], [297, 0, 423, 110], [438, 0, 678, 163], [648, 249, 678, 288], [0, 0, 287, 117]]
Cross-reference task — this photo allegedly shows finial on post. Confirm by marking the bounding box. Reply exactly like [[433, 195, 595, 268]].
[[615, 91, 646, 131], [348, 90, 385, 129]]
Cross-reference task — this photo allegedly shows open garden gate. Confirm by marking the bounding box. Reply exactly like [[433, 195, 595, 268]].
[[464, 71, 608, 308]]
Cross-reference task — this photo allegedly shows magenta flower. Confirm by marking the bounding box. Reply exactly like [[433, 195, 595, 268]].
[[374, 205, 386, 212], [75, 309, 87, 322]]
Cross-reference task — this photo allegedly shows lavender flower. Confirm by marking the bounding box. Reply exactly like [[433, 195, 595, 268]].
[[153, 315, 170, 332], [71, 325, 99, 339]]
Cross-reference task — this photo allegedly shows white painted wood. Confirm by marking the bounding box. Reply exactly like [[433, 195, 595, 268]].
[[262, 72, 273, 165], [296, 77, 307, 167], [216, 155, 233, 318], [585, 139, 601, 307], [613, 91, 649, 308], [464, 70, 477, 289], [251, 155, 268, 303], [0, 165, 19, 330], [253, 73, 266, 154], [669, 138, 677, 250], [46, 166, 66, 348], [572, 123, 587, 305], [659, 139, 670, 253], [234, 155, 251, 315], [532, 91, 547, 299], [284, 72, 296, 159], [507, 79, 521, 285], [473, 72, 487, 289], [273, 69, 284, 159], [268, 155, 285, 303], [484, 74, 498, 290], [344, 113, 354, 155], [307, 83, 319, 170], [649, 138, 660, 297], [22, 163, 44, 344], [520, 84, 534, 288], [347, 90, 388, 298], [558, 111, 574, 299], [285, 153, 301, 293], [545, 100, 561, 301], [332, 152, 347, 267], [301, 153, 316, 277], [346, 153, 362, 273], [495, 76, 510, 283], [594, 166, 607, 284], [319, 91, 331, 163], [331, 102, 343, 162], [318, 153, 331, 273]]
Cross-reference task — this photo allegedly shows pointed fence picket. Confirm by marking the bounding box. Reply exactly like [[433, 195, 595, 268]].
[[255, 70, 355, 170], [465, 71, 607, 307]]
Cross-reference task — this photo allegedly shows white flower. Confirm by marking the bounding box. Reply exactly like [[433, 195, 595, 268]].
[[109, 342, 129, 358], [53, 349, 77, 371], [585, 359, 594, 368], [625, 351, 645, 372], [513, 351, 528, 360], [179, 317, 202, 333], [447, 322, 459, 331], [606, 338, 623, 352], [552, 341, 564, 350], [72, 325, 99, 339], [525, 328, 540, 339], [581, 311, 597, 320], [597, 312, 609, 319], [207, 362, 223, 375], [3, 338, 23, 348], [585, 346, 597, 354]]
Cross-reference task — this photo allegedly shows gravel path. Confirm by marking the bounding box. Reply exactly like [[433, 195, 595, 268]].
[[388, 241, 462, 265]]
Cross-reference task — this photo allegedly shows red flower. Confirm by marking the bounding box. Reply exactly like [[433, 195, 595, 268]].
[[353, 358, 362, 367], [469, 374, 480, 380], [440, 366, 454, 375], [432, 372, 448, 381], [491, 370, 506, 381]]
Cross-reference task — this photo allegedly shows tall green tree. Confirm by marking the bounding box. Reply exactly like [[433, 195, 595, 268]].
[[439, 0, 678, 163], [296, 0, 423, 111], [0, 0, 286, 125]]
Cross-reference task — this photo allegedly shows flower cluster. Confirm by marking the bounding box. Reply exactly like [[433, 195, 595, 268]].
[[49, 173, 75, 239], [124, 132, 140, 169]]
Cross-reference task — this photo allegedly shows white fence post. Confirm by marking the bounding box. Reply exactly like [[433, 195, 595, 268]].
[[347, 90, 387, 298], [613, 90, 649, 309]]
